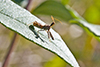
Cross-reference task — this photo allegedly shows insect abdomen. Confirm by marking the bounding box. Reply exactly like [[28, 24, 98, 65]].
[[33, 21, 43, 28]]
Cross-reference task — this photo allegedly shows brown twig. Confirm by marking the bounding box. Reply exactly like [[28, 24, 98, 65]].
[[25, 0, 32, 10], [2, 33, 19, 67]]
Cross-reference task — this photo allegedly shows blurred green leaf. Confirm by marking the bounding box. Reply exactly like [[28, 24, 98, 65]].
[[61, 0, 69, 5], [84, 6, 100, 23], [94, 0, 100, 8], [0, 0, 79, 67], [44, 56, 66, 67], [32, 1, 78, 21], [32, 1, 100, 41]]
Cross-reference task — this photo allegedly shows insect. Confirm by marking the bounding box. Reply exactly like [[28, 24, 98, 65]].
[[32, 16, 61, 40]]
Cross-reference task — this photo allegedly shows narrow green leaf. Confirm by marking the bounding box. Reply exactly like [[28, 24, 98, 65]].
[[0, 0, 79, 67], [70, 19, 100, 40], [32, 1, 100, 41], [68, 7, 100, 40]]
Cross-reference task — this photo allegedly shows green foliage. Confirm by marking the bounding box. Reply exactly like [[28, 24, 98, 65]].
[[0, 0, 79, 67], [61, 0, 69, 5], [32, 1, 76, 21], [44, 56, 67, 67], [84, 5, 100, 24]]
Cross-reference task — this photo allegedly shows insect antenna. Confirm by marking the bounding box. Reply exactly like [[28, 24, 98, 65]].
[[54, 18, 62, 24], [51, 16, 55, 22], [47, 31, 54, 40]]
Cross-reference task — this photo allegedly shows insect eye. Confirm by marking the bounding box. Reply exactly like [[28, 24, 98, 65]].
[[33, 22, 37, 26]]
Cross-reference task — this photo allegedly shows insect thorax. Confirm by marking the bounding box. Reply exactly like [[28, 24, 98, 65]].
[[42, 25, 50, 30]]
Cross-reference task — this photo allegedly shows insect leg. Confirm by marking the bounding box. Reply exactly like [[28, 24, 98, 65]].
[[47, 31, 50, 39], [49, 31, 54, 40], [37, 29, 44, 33]]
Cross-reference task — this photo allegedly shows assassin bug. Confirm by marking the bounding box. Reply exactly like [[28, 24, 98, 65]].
[[31, 16, 61, 40]]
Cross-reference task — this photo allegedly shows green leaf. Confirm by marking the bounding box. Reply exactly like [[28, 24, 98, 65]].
[[44, 56, 66, 67], [83, 6, 100, 23], [61, 0, 69, 5], [32, 1, 100, 41], [0, 0, 79, 67], [32, 1, 77, 21]]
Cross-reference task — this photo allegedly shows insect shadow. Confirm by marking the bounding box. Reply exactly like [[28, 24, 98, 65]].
[[29, 25, 44, 42]]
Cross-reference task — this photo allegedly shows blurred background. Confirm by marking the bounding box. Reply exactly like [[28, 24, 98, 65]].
[[0, 0, 100, 67]]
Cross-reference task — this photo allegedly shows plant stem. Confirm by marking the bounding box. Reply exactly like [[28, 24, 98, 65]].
[[25, 0, 32, 10], [2, 33, 19, 67]]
